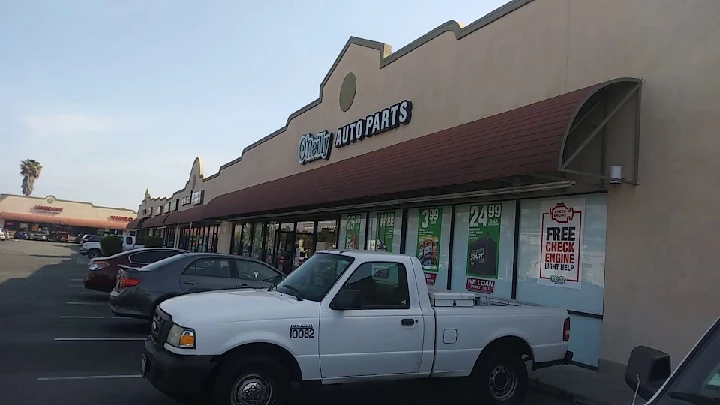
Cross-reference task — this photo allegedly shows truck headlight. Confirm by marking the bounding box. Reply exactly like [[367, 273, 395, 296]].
[[166, 323, 195, 349]]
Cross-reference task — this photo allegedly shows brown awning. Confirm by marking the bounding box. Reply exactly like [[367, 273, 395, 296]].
[[141, 214, 169, 229], [0, 212, 129, 230], [163, 205, 208, 226], [126, 216, 148, 229], [205, 78, 640, 219]]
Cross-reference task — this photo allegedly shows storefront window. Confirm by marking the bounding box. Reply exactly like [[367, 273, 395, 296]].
[[315, 220, 338, 251], [404, 206, 452, 289], [163, 226, 176, 248], [450, 201, 516, 299], [241, 224, 251, 256], [251, 223, 263, 260], [338, 213, 366, 250], [366, 210, 402, 253], [295, 221, 314, 269], [265, 222, 278, 265], [231, 223, 243, 255], [280, 222, 294, 232], [515, 194, 607, 367]]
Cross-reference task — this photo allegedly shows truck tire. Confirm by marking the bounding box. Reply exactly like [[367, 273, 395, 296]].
[[211, 355, 290, 405], [472, 351, 528, 405], [87, 249, 101, 259]]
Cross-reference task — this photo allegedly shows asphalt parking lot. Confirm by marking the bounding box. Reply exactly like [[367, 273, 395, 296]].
[[0, 240, 574, 405]]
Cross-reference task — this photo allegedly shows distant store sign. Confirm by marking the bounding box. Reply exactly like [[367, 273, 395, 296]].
[[110, 216, 134, 222], [33, 205, 63, 213], [190, 190, 204, 205], [298, 100, 413, 165], [163, 202, 170, 213], [181, 194, 192, 206]]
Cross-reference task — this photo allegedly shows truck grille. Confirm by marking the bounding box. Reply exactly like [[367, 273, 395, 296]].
[[150, 307, 172, 347]]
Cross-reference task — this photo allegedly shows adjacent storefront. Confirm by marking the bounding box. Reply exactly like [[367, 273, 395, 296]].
[[129, 0, 720, 377], [0, 194, 136, 237]]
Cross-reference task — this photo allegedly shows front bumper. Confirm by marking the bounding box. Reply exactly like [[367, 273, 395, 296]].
[[142, 338, 216, 397]]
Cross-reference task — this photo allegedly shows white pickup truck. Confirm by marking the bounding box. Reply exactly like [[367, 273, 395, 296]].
[[80, 235, 144, 258], [141, 250, 573, 405]]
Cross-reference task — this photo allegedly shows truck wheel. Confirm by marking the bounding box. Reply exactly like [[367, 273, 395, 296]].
[[88, 249, 101, 259], [212, 355, 289, 405], [472, 351, 528, 405]]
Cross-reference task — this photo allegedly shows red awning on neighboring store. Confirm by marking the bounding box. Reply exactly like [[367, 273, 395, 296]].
[[0, 212, 129, 230], [163, 205, 208, 226], [204, 77, 642, 219]]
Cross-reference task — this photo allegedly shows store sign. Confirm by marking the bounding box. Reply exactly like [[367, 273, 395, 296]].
[[181, 194, 192, 206], [297, 100, 413, 165], [33, 205, 63, 214], [154, 206, 162, 215], [169, 200, 178, 211], [163, 202, 170, 213], [465, 203, 503, 295], [190, 190, 204, 205], [110, 216, 134, 222], [538, 200, 585, 289]]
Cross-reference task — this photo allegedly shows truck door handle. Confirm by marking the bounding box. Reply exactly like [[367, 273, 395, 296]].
[[183, 281, 198, 285], [401, 318, 415, 326]]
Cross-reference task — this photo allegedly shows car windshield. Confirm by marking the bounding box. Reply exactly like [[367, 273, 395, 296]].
[[275, 253, 355, 302], [135, 254, 187, 271], [663, 318, 720, 403]]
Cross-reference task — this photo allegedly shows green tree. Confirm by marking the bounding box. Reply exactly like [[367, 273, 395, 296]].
[[20, 159, 43, 196]]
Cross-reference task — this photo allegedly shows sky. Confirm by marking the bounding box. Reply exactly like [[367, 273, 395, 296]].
[[0, 0, 508, 211]]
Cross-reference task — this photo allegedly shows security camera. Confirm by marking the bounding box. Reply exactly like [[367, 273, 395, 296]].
[[609, 165, 623, 185]]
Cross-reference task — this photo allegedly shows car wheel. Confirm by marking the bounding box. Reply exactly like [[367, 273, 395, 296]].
[[87, 249, 101, 259], [212, 355, 289, 405], [471, 350, 528, 405]]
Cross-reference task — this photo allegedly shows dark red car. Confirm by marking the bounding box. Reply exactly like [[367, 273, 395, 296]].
[[83, 248, 186, 292]]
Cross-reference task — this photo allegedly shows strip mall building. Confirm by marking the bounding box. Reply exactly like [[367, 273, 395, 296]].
[[129, 0, 720, 375], [0, 194, 136, 235]]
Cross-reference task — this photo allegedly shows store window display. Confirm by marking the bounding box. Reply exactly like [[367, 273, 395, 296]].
[[404, 206, 452, 288]]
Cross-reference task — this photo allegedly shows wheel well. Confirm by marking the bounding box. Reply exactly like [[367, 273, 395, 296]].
[[213, 342, 303, 383], [474, 336, 534, 372]]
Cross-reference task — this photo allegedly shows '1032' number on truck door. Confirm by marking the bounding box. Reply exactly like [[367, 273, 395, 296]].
[[290, 324, 315, 339]]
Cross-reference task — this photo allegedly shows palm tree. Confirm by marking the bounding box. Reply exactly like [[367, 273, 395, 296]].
[[20, 159, 43, 196]]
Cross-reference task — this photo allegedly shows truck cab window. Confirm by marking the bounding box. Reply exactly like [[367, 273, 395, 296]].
[[343, 262, 409, 309]]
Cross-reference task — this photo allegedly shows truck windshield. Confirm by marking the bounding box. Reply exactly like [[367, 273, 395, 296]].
[[275, 253, 354, 302]]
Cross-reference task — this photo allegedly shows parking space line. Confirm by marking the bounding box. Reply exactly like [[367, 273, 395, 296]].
[[70, 278, 83, 281], [57, 315, 134, 320], [68, 285, 83, 288], [54, 337, 147, 341], [37, 374, 142, 381], [65, 301, 106, 305]]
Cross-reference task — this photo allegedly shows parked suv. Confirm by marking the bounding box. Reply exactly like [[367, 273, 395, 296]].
[[13, 230, 29, 240], [0, 228, 7, 241]]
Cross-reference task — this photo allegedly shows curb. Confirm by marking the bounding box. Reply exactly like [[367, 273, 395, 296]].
[[530, 379, 611, 405]]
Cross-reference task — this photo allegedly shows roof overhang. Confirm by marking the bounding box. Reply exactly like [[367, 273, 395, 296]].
[[200, 77, 642, 221]]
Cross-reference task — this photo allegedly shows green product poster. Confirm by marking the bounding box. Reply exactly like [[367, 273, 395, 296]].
[[466, 203, 502, 279], [416, 207, 443, 272], [376, 211, 396, 252], [345, 214, 362, 250]]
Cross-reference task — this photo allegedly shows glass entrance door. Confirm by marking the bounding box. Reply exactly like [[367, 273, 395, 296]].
[[274, 231, 296, 275]]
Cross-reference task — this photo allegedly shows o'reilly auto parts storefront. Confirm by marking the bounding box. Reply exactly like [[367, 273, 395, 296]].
[[132, 0, 720, 377]]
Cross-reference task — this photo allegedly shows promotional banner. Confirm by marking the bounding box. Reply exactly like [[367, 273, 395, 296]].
[[416, 207, 442, 285], [344, 214, 362, 249], [466, 203, 502, 294], [376, 211, 396, 252], [538, 199, 585, 289]]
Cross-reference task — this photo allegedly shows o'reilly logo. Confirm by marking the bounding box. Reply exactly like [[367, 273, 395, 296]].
[[298, 130, 333, 165]]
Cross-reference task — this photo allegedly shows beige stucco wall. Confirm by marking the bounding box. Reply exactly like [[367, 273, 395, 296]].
[[0, 194, 136, 224], [134, 0, 720, 367]]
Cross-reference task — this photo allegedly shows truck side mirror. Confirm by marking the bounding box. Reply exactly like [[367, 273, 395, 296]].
[[330, 289, 360, 310], [625, 345, 672, 400]]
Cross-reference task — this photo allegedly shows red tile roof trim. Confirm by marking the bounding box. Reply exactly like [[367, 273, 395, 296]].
[[204, 84, 604, 219]]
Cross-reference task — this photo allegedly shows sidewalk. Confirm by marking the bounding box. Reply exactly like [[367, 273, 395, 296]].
[[530, 365, 645, 405]]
